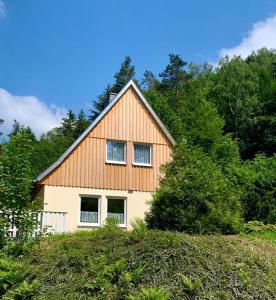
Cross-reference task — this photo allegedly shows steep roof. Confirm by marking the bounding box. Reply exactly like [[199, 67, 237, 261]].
[[36, 80, 175, 182]]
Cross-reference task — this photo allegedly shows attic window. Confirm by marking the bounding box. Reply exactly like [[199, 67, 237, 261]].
[[106, 140, 126, 164], [133, 143, 152, 166]]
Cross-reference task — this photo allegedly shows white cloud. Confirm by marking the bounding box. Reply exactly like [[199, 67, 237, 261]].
[[0, 88, 67, 137], [0, 0, 6, 19], [218, 14, 276, 60]]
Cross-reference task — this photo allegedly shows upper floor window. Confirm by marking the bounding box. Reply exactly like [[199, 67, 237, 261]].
[[106, 140, 126, 164], [133, 143, 152, 166]]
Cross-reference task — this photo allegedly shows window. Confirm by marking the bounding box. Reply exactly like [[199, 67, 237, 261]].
[[106, 140, 126, 164], [79, 197, 99, 225], [133, 143, 152, 166], [107, 198, 126, 226]]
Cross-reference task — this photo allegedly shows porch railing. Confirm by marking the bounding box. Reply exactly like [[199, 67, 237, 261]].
[[1, 210, 68, 237]]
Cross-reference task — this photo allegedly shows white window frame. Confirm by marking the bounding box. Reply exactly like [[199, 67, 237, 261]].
[[132, 143, 152, 167], [106, 140, 127, 165], [106, 197, 127, 228], [78, 195, 101, 227]]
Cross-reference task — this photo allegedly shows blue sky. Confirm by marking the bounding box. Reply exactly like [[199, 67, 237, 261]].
[[1, 0, 276, 136]]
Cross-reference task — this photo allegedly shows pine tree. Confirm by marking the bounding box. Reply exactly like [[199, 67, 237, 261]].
[[141, 71, 159, 90], [89, 85, 112, 121], [159, 54, 188, 111], [112, 56, 135, 93], [159, 54, 187, 90], [60, 110, 77, 137], [8, 120, 36, 141], [8, 120, 21, 137], [74, 110, 90, 138], [89, 56, 136, 121]]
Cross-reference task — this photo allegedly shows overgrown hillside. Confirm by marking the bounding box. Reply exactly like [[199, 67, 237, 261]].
[[2, 229, 276, 299]]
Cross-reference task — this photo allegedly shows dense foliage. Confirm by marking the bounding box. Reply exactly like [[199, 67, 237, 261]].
[[1, 229, 275, 299], [146, 142, 243, 234], [0, 49, 275, 236], [237, 154, 276, 224]]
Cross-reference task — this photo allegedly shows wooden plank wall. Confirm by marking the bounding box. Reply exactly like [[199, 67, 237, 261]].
[[40, 87, 173, 192]]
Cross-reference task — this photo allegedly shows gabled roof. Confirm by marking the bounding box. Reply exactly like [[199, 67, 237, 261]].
[[36, 80, 175, 182]]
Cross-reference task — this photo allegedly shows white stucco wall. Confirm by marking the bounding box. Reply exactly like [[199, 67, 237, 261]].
[[41, 185, 152, 231]]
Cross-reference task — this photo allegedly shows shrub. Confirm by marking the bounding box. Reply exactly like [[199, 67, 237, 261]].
[[237, 155, 276, 224], [179, 274, 202, 295], [244, 221, 276, 234], [5, 279, 40, 300], [103, 216, 119, 229], [146, 142, 243, 234], [0, 258, 25, 297], [131, 218, 148, 242], [129, 287, 170, 300], [0, 217, 8, 249]]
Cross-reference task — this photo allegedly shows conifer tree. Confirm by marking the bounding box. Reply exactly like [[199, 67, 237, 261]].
[[89, 56, 136, 121], [60, 110, 77, 137], [74, 110, 90, 138], [89, 85, 112, 121], [112, 56, 135, 93]]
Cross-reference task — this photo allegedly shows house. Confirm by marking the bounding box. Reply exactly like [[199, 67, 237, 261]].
[[35, 80, 175, 231]]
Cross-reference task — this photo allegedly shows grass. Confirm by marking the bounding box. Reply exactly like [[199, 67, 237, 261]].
[[243, 231, 276, 246], [1, 228, 276, 299]]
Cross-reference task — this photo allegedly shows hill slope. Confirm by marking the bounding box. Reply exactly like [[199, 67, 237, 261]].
[[4, 229, 276, 299]]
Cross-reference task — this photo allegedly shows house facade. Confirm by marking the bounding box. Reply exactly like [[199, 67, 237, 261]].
[[35, 81, 175, 231]]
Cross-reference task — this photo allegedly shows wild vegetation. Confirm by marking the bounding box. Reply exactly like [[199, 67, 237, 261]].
[[0, 50, 275, 298], [1, 50, 275, 234], [0, 222, 275, 299]]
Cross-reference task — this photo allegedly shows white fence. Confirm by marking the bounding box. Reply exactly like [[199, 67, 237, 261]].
[[1, 211, 68, 238], [40, 211, 68, 235]]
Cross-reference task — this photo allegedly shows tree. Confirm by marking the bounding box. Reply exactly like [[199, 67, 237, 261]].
[[89, 57, 136, 121], [60, 110, 77, 137], [31, 128, 75, 178], [159, 54, 188, 111], [0, 118, 3, 137], [245, 49, 276, 157], [8, 120, 21, 137], [141, 71, 159, 90], [89, 85, 112, 121], [146, 141, 243, 234], [8, 120, 36, 141], [112, 56, 135, 93], [0, 129, 34, 211], [74, 110, 90, 139], [237, 154, 276, 224], [209, 55, 271, 159], [0, 119, 4, 153], [144, 90, 183, 139]]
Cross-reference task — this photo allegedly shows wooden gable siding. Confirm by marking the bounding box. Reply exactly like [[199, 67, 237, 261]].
[[40, 87, 173, 192]]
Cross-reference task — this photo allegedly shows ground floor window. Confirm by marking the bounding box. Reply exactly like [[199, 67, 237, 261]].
[[80, 197, 99, 224], [107, 198, 126, 225]]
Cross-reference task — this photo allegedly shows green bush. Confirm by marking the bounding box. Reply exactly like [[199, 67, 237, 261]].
[[179, 274, 202, 295], [244, 221, 276, 234], [131, 218, 148, 242], [5, 279, 40, 300], [8, 229, 276, 299], [0, 258, 25, 297], [237, 155, 276, 224], [146, 142, 243, 234], [129, 287, 170, 300], [0, 217, 8, 249]]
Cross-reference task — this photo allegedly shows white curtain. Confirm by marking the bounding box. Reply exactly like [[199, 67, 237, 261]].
[[134, 144, 150, 164], [107, 141, 125, 162]]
